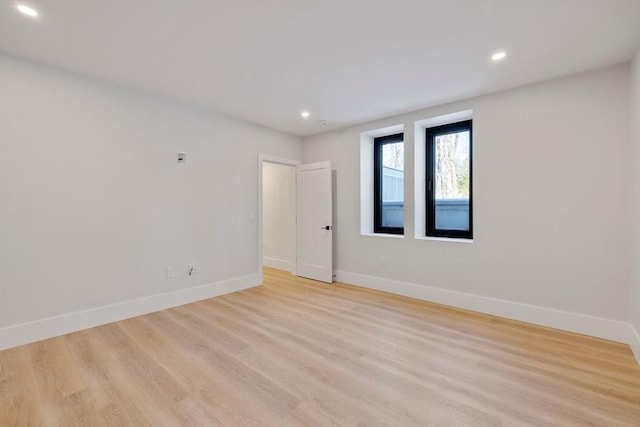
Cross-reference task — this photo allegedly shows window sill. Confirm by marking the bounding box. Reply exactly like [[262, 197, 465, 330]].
[[415, 236, 473, 243], [362, 232, 405, 239]]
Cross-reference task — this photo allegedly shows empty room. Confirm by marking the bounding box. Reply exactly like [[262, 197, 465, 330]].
[[1, 0, 640, 425]]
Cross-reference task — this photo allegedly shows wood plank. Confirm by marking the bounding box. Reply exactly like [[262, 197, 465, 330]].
[[1, 267, 638, 426]]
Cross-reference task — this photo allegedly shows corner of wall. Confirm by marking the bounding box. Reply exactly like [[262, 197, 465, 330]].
[[629, 49, 640, 360], [630, 325, 640, 365]]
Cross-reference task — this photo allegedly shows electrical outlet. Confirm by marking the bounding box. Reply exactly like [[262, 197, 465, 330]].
[[166, 266, 175, 278], [188, 263, 200, 276]]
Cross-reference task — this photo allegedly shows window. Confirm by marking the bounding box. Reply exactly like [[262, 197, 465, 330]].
[[374, 133, 404, 234], [425, 120, 472, 239]]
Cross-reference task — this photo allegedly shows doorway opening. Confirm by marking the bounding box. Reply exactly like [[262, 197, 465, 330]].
[[258, 155, 300, 284], [262, 161, 297, 273], [258, 155, 333, 284]]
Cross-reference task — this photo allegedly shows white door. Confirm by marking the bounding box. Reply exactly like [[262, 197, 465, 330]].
[[296, 161, 333, 283]]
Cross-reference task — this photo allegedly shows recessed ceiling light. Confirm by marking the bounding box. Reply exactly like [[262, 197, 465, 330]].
[[491, 51, 507, 62], [16, 4, 38, 17], [300, 111, 310, 118]]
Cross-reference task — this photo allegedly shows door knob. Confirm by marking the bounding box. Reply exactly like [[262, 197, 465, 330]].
[[321, 225, 333, 230]]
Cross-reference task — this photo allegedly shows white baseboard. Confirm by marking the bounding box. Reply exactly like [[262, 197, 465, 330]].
[[263, 257, 293, 272], [630, 326, 640, 365], [335, 271, 638, 349], [0, 274, 260, 351]]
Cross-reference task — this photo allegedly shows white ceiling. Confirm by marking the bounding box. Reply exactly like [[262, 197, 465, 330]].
[[1, 1, 639, 137]]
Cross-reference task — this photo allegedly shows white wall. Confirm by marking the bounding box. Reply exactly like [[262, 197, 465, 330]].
[[262, 162, 296, 271], [303, 65, 632, 331], [2, 53, 636, 352], [0, 55, 301, 338], [630, 50, 640, 357]]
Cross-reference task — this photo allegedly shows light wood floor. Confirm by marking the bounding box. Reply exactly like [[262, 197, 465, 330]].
[[2, 268, 639, 426]]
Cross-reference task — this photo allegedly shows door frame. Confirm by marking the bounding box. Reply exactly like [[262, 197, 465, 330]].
[[257, 154, 301, 284]]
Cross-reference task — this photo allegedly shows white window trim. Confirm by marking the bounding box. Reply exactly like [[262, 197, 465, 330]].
[[360, 124, 404, 236], [415, 236, 474, 243], [362, 232, 405, 239], [414, 110, 473, 240]]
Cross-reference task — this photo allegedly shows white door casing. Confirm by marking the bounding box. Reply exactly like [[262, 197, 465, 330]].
[[296, 161, 333, 283]]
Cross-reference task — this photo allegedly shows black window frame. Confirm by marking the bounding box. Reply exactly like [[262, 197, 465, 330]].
[[373, 133, 405, 235], [425, 120, 473, 239]]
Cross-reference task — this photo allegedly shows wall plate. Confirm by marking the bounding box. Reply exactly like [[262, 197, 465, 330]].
[[177, 151, 187, 166]]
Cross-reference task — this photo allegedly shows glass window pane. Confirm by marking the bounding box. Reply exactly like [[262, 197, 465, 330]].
[[381, 141, 404, 228], [434, 131, 470, 231]]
